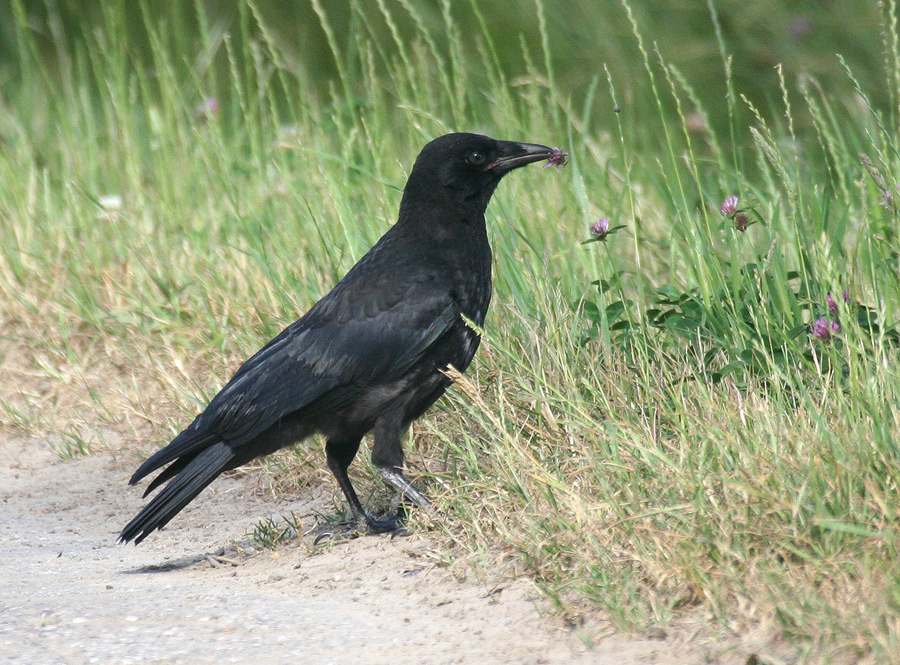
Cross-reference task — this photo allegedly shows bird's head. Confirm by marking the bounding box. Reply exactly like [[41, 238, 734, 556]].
[[400, 133, 556, 219]]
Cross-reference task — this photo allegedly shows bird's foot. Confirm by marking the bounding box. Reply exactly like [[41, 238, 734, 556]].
[[364, 513, 404, 532], [310, 513, 404, 546], [310, 520, 361, 545]]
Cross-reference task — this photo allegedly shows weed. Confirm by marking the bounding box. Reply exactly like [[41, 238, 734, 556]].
[[249, 513, 303, 549]]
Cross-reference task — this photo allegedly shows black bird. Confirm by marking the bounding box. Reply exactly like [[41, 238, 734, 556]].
[[120, 133, 557, 544]]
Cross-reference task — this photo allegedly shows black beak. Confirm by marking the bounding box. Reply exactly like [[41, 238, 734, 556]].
[[488, 141, 555, 175]]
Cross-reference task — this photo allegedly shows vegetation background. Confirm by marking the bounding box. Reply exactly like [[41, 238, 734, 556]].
[[1, 0, 899, 662]]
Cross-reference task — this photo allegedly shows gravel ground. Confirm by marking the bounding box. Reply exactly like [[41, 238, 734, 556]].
[[0, 435, 742, 665]]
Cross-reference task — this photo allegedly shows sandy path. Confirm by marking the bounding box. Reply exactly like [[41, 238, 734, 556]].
[[0, 437, 700, 665]]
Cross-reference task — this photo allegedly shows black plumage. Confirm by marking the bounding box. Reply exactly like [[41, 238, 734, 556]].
[[120, 133, 555, 544]]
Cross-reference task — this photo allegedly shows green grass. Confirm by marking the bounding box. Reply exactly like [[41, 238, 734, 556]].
[[2, 0, 900, 661], [249, 512, 304, 549]]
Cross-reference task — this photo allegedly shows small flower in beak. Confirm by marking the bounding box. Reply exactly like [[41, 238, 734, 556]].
[[810, 317, 840, 342], [544, 148, 569, 171], [720, 195, 739, 216]]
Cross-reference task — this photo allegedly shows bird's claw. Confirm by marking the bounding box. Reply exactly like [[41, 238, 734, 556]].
[[389, 525, 413, 539], [312, 523, 358, 546], [310, 513, 405, 545], [364, 513, 404, 532]]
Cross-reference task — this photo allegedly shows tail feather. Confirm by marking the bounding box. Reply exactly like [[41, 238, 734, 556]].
[[142, 454, 195, 497], [129, 429, 220, 486], [120, 442, 234, 544]]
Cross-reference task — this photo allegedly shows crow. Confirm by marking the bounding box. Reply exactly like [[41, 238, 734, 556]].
[[120, 133, 557, 544]]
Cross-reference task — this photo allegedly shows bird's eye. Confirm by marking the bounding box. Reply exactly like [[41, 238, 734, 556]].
[[466, 151, 486, 166]]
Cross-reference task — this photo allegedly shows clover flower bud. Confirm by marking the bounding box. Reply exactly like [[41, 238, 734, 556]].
[[720, 195, 739, 216], [590, 217, 611, 240], [810, 317, 840, 342]]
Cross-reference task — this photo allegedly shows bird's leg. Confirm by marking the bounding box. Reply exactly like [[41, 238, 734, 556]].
[[377, 466, 433, 513], [314, 437, 401, 544], [371, 415, 435, 518]]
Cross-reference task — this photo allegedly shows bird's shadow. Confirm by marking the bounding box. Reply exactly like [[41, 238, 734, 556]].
[[119, 543, 249, 575], [121, 555, 207, 574]]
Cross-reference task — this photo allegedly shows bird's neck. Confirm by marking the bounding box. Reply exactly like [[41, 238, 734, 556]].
[[396, 195, 489, 244]]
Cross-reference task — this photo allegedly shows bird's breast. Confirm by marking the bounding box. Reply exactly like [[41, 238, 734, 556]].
[[448, 231, 492, 325]]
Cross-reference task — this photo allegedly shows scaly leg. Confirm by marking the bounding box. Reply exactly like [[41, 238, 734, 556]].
[[372, 413, 436, 515], [313, 436, 401, 544]]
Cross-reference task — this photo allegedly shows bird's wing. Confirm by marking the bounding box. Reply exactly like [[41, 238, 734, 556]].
[[193, 282, 458, 446]]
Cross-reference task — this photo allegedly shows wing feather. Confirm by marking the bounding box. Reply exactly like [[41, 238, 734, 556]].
[[189, 285, 457, 447]]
